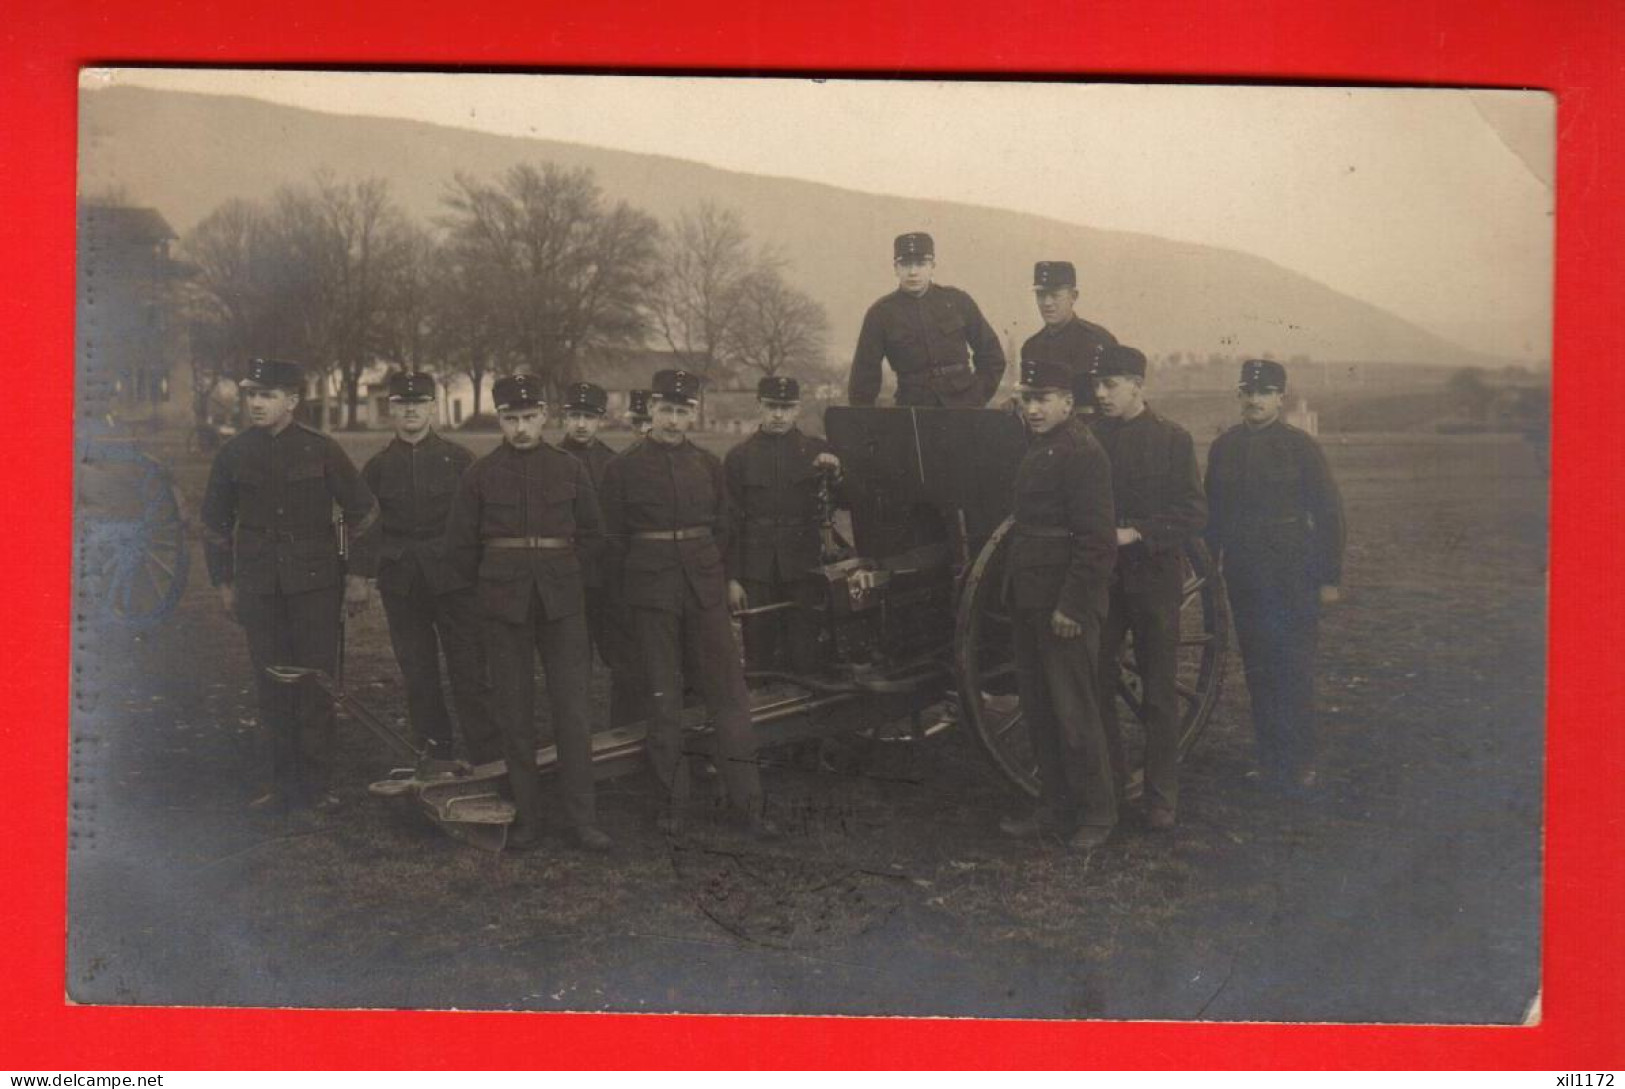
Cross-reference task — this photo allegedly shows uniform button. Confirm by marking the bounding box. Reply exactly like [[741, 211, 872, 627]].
[[275, 507, 284, 515]]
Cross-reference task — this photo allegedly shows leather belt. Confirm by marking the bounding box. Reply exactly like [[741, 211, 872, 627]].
[[486, 536, 573, 550], [921, 362, 972, 378], [746, 518, 814, 528], [239, 526, 333, 542], [1014, 523, 1072, 539], [631, 526, 713, 542]]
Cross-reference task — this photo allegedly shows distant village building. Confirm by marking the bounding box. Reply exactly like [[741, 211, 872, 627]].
[[76, 204, 191, 430], [1285, 396, 1319, 436]]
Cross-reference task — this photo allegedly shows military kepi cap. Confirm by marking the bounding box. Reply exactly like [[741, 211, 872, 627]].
[[387, 371, 436, 402], [626, 389, 653, 420], [240, 358, 303, 391], [757, 375, 801, 403], [1018, 358, 1074, 392], [562, 381, 608, 415], [1033, 261, 1077, 290], [1097, 345, 1147, 380], [493, 373, 546, 411], [651, 369, 702, 406], [893, 232, 934, 261], [1239, 358, 1288, 393]]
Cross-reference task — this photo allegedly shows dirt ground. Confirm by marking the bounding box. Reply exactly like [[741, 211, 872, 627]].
[[65, 428, 1546, 1022]]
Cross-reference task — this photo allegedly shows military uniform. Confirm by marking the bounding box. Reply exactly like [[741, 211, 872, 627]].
[[558, 382, 642, 729], [723, 375, 838, 675], [1022, 261, 1118, 405], [1204, 360, 1346, 787], [1004, 359, 1119, 839], [1088, 347, 1207, 819], [200, 358, 379, 808], [849, 232, 1006, 408], [360, 373, 499, 766], [442, 373, 605, 845], [599, 369, 765, 823]]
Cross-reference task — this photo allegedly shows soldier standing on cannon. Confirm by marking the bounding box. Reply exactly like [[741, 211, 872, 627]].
[[1204, 359, 1346, 796], [723, 374, 843, 677], [558, 381, 642, 729], [624, 388, 654, 444], [848, 232, 1007, 408], [599, 369, 779, 839], [1089, 345, 1207, 830], [442, 373, 611, 852], [200, 357, 379, 817], [999, 357, 1120, 849], [360, 372, 500, 775], [1021, 260, 1119, 412]]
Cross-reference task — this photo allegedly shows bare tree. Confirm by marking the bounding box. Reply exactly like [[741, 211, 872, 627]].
[[425, 241, 505, 420], [647, 202, 753, 382], [441, 163, 660, 396], [725, 266, 830, 379]]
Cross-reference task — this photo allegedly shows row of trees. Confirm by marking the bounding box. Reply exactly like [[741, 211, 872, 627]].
[[183, 166, 830, 427]]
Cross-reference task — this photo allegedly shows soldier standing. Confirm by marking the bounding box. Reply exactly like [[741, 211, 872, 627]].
[[599, 369, 778, 838], [1204, 359, 1346, 795], [625, 388, 654, 442], [558, 381, 641, 729], [848, 232, 1006, 408], [723, 375, 842, 676], [442, 373, 611, 852], [998, 358, 1120, 849], [1089, 346, 1207, 830], [1022, 261, 1119, 409], [360, 372, 500, 774], [200, 358, 378, 815]]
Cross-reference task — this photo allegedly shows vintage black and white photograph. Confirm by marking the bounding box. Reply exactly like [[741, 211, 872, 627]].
[[68, 71, 1550, 1021]]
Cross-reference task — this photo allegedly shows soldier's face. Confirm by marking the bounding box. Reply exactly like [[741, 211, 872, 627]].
[[759, 399, 801, 434], [1093, 375, 1144, 418], [649, 401, 696, 444], [1036, 287, 1078, 326], [563, 410, 601, 444], [499, 405, 547, 449], [1239, 388, 1285, 426], [392, 399, 433, 437], [1020, 389, 1074, 434], [894, 257, 934, 295], [243, 386, 298, 430]]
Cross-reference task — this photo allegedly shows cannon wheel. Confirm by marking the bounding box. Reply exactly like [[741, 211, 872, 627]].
[[953, 517, 1229, 798], [83, 451, 191, 630]]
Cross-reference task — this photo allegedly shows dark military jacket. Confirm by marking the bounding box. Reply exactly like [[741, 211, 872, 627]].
[[600, 437, 734, 612], [1021, 316, 1118, 398], [1090, 407, 1207, 591], [559, 435, 619, 491], [849, 284, 1007, 407], [200, 421, 379, 595], [1204, 419, 1346, 586], [1005, 417, 1117, 621], [361, 430, 476, 597], [442, 441, 603, 624], [723, 426, 839, 583]]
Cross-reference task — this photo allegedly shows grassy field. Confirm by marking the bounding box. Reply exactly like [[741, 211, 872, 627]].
[[66, 422, 1546, 1021]]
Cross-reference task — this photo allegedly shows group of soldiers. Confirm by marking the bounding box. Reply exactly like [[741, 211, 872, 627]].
[[199, 230, 1345, 854]]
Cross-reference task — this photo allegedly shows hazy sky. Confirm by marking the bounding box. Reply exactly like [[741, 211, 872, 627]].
[[97, 70, 1554, 361]]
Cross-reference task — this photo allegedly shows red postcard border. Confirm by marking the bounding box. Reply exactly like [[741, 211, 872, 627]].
[[5, 0, 1620, 1069]]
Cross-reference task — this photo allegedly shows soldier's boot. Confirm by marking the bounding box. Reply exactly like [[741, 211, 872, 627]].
[[656, 757, 693, 836], [505, 765, 548, 853]]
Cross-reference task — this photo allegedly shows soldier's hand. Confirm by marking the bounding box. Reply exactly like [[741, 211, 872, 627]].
[[1319, 584, 1342, 606], [1051, 609, 1083, 639], [219, 583, 237, 620], [345, 574, 372, 617], [1115, 526, 1142, 547], [814, 452, 842, 476], [727, 579, 749, 614]]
